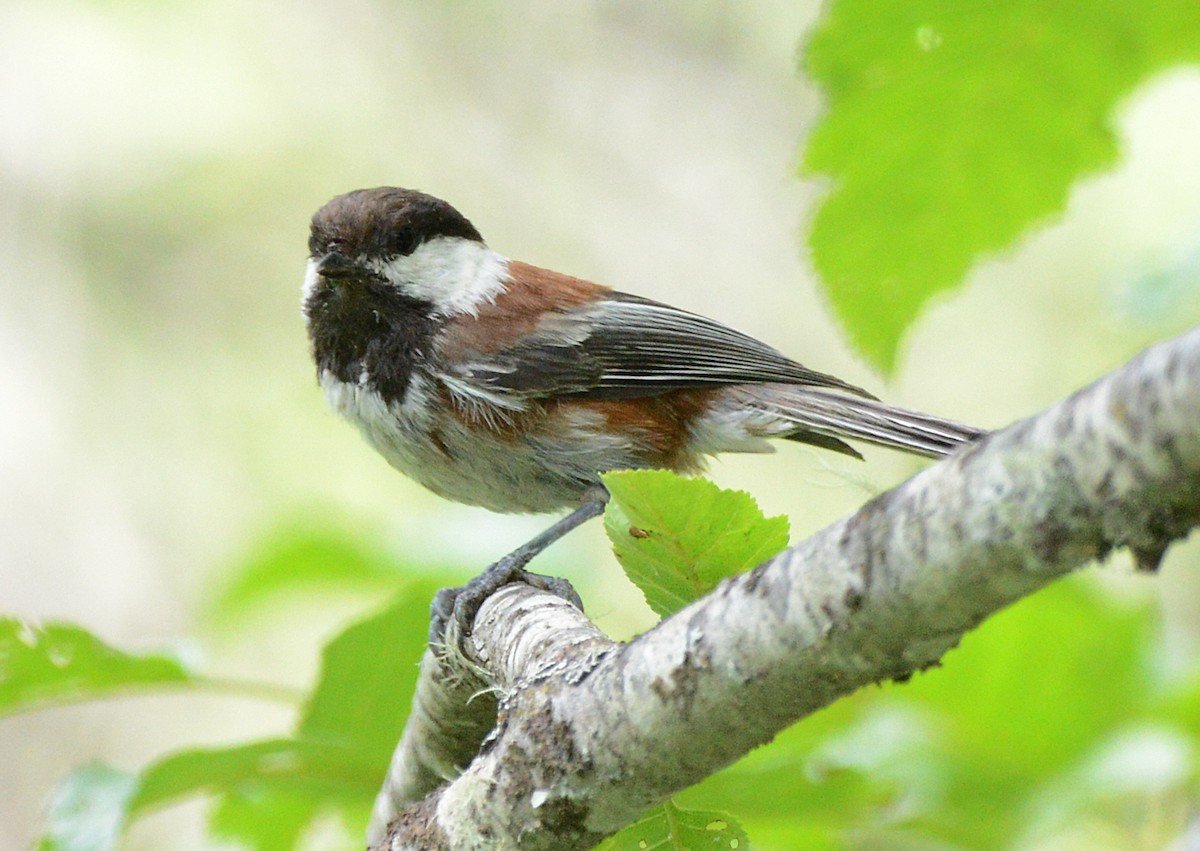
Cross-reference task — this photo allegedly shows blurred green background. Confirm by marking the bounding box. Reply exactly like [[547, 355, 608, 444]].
[[3, 1, 1200, 848]]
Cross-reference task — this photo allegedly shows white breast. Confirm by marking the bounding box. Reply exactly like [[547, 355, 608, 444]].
[[319, 369, 591, 514]]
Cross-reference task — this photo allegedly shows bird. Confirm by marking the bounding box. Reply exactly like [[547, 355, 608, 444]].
[[302, 187, 984, 629]]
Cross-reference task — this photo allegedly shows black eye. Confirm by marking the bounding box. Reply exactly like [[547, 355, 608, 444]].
[[384, 228, 419, 257]]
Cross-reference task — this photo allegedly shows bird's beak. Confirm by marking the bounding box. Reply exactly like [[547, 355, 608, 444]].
[[317, 251, 356, 280]]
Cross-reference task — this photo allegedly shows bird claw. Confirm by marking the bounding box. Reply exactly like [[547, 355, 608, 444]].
[[429, 559, 583, 650]]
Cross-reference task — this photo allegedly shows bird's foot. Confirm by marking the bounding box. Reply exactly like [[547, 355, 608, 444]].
[[429, 556, 582, 650]]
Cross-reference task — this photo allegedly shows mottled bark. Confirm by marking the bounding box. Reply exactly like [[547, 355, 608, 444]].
[[372, 327, 1200, 850]]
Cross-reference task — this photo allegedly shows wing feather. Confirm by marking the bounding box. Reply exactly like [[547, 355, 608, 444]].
[[447, 292, 873, 401]]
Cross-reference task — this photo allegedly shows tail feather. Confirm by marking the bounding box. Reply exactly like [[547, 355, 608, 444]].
[[749, 387, 985, 459]]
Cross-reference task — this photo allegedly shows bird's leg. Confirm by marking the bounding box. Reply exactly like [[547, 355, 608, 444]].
[[430, 485, 610, 646]]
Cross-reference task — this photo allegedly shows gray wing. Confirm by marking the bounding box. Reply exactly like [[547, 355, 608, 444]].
[[449, 292, 874, 401]]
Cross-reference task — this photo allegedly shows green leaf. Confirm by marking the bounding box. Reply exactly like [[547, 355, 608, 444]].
[[599, 800, 750, 851], [130, 739, 377, 816], [0, 618, 193, 717], [193, 583, 442, 844], [679, 723, 885, 824], [63, 734, 376, 849], [603, 470, 789, 618], [50, 739, 382, 848], [296, 579, 443, 769], [803, 0, 1200, 372], [900, 578, 1151, 778], [209, 789, 321, 851], [1158, 665, 1200, 741], [209, 521, 404, 619], [676, 701, 895, 848], [32, 582, 444, 849], [42, 740, 374, 851], [38, 763, 137, 851], [875, 578, 1157, 845]]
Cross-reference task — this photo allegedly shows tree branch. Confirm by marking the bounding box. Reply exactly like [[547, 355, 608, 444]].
[[371, 326, 1200, 850]]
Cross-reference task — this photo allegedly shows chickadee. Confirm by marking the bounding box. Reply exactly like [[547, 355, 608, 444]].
[[303, 187, 984, 624]]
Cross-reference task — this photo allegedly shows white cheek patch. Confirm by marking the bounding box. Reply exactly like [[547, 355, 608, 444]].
[[374, 237, 508, 316], [301, 258, 321, 319]]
